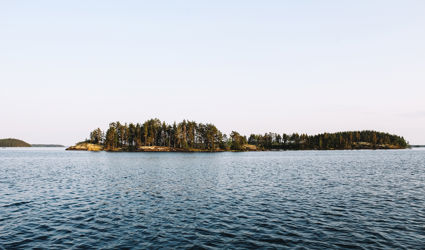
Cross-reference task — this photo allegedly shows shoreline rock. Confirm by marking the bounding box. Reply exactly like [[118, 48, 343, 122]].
[[65, 142, 404, 152], [66, 143, 103, 151]]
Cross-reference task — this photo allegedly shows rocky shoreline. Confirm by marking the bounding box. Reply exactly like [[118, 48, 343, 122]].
[[66, 143, 243, 152], [66, 142, 404, 152]]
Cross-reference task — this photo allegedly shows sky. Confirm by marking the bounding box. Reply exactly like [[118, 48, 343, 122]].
[[1, 1, 424, 145]]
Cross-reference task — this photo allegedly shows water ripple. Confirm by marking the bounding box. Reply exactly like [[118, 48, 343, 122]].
[[0, 149, 425, 248]]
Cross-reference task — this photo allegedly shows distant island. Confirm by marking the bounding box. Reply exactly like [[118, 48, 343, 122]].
[[66, 119, 408, 152], [0, 138, 31, 147], [0, 138, 64, 148]]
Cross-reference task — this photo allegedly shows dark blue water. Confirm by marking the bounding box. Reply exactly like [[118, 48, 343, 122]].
[[1, 148, 424, 249]]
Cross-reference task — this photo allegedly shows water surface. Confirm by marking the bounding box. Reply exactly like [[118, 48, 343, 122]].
[[1, 148, 424, 249]]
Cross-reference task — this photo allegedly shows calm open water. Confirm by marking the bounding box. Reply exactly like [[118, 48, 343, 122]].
[[0, 148, 424, 249]]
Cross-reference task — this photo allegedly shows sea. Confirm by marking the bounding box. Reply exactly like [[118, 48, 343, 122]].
[[1, 148, 424, 249]]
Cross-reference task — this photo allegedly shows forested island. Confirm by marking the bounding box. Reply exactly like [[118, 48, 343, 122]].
[[66, 119, 408, 152], [0, 138, 64, 148], [0, 138, 31, 147]]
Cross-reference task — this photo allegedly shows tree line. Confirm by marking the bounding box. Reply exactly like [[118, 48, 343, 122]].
[[247, 131, 408, 150], [86, 119, 408, 151]]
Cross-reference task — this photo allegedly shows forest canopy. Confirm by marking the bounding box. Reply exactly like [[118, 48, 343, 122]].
[[75, 119, 408, 151]]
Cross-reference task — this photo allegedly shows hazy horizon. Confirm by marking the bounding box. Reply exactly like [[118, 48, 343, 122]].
[[1, 1, 424, 145]]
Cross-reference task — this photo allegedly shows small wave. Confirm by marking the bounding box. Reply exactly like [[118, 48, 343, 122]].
[[3, 201, 31, 208]]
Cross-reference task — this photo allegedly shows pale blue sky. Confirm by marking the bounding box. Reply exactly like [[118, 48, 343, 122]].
[[1, 1, 424, 145]]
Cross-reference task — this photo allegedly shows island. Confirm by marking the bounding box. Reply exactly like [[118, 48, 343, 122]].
[[0, 138, 64, 148], [0, 138, 31, 147], [31, 144, 65, 147], [66, 119, 408, 152]]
